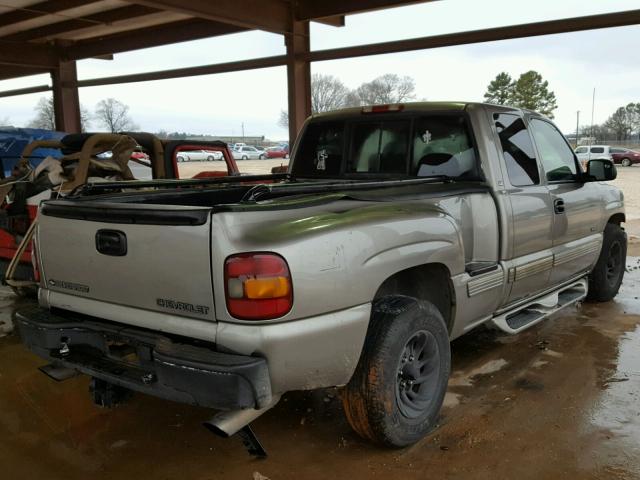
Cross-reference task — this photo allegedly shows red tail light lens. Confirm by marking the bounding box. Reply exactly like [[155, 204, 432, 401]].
[[224, 253, 293, 320]]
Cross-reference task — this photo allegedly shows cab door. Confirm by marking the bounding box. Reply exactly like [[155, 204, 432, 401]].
[[527, 117, 603, 285], [493, 112, 554, 305]]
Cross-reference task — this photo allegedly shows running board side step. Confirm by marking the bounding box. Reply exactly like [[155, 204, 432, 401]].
[[490, 278, 588, 334]]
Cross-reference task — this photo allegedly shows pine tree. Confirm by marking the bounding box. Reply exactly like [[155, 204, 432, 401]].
[[483, 72, 514, 105], [510, 71, 557, 118]]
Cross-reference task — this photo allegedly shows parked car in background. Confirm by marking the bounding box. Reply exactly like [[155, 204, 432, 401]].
[[610, 147, 640, 167], [574, 145, 614, 167], [232, 145, 261, 160], [176, 149, 223, 162], [264, 145, 289, 159]]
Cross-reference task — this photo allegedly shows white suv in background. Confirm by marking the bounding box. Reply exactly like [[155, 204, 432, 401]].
[[574, 145, 614, 164]]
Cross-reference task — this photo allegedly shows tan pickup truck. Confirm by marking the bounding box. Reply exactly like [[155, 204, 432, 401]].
[[16, 102, 625, 453]]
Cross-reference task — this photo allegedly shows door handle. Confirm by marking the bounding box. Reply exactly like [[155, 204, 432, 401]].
[[553, 198, 565, 214]]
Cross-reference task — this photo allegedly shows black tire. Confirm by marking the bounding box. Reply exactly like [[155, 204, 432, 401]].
[[621, 158, 631, 167], [207, 155, 214, 161], [177, 156, 185, 163], [259, 154, 265, 160], [587, 223, 626, 302], [242, 155, 248, 160], [342, 296, 450, 447], [284, 154, 289, 159]]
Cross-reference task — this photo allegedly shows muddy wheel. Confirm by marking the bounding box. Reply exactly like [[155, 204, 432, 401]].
[[587, 223, 626, 302], [342, 296, 450, 447]]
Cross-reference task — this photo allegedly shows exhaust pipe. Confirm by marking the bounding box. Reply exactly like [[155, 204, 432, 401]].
[[203, 395, 281, 458], [203, 395, 280, 438]]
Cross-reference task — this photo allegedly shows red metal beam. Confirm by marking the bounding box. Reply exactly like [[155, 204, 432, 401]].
[[1, 5, 159, 42], [52, 60, 81, 133], [129, 0, 291, 34], [306, 8, 640, 62], [0, 84, 51, 99], [75, 55, 287, 87], [64, 19, 247, 60], [0, 41, 58, 68], [286, 21, 311, 144], [296, 0, 432, 21], [0, 0, 94, 26]]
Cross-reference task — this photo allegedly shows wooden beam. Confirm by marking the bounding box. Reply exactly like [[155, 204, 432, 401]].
[[129, 0, 291, 34], [286, 21, 311, 144], [76, 55, 287, 87], [0, 66, 49, 81], [307, 8, 640, 62], [0, 41, 58, 68], [64, 19, 247, 60], [313, 16, 345, 28], [0, 0, 94, 26], [1, 5, 159, 42], [296, 0, 430, 21], [52, 60, 81, 133]]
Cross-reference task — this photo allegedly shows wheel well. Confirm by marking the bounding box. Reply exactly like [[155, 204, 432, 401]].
[[608, 213, 625, 225], [374, 263, 454, 332]]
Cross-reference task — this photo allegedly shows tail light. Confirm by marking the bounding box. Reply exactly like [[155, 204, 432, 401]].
[[224, 253, 293, 320], [362, 104, 404, 114]]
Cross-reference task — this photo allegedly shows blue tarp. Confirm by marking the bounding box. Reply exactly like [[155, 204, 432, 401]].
[[0, 127, 66, 177]]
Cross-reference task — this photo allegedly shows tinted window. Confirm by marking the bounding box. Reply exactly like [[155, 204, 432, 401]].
[[529, 119, 577, 182], [590, 147, 605, 154], [350, 121, 409, 174], [292, 121, 344, 176], [575, 147, 587, 154], [494, 113, 539, 186], [412, 115, 478, 178]]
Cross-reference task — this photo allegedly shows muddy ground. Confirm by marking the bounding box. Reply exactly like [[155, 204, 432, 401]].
[[1, 165, 639, 479]]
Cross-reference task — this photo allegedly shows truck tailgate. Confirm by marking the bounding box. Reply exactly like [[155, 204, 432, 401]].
[[37, 201, 215, 322]]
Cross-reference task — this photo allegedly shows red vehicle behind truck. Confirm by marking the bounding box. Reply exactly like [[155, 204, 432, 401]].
[[0, 133, 239, 292]]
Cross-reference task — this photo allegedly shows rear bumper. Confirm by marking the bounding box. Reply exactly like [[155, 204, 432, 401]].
[[14, 305, 272, 410]]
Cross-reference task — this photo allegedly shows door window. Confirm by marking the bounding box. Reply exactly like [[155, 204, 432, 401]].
[[575, 147, 587, 154], [494, 113, 539, 186], [529, 119, 578, 182], [590, 147, 604, 154]]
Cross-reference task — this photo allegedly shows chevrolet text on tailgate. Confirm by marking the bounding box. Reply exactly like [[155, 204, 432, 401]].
[[16, 102, 626, 455]]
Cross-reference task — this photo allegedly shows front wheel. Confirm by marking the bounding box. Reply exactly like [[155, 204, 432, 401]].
[[621, 158, 632, 167], [586, 223, 626, 302], [259, 154, 265, 159], [284, 154, 289, 159], [342, 296, 450, 447], [207, 155, 214, 161], [242, 155, 248, 160]]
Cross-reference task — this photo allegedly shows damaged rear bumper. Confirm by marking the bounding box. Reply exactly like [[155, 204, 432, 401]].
[[14, 305, 272, 410]]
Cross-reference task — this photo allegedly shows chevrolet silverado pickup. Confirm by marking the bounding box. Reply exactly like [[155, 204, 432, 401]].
[[15, 102, 626, 450]]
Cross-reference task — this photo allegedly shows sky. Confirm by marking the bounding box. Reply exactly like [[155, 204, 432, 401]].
[[1, 0, 639, 141]]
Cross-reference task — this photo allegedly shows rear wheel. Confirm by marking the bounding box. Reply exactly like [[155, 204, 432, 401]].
[[587, 223, 626, 302], [177, 155, 185, 163], [342, 296, 450, 447], [259, 154, 265, 159], [207, 155, 214, 161], [284, 154, 289, 159], [621, 158, 632, 167], [242, 155, 248, 160]]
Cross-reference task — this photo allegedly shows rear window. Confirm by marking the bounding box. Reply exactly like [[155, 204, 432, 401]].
[[349, 121, 409, 174], [293, 114, 478, 179], [590, 147, 605, 154]]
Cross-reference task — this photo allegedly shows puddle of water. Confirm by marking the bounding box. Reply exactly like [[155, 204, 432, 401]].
[[449, 359, 509, 387]]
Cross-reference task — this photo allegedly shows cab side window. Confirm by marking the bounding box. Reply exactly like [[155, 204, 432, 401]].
[[575, 147, 587, 154], [494, 113, 539, 186], [529, 119, 578, 182]]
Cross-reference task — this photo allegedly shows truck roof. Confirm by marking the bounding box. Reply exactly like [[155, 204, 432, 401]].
[[310, 101, 526, 120]]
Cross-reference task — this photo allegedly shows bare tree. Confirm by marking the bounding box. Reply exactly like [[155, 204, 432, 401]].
[[27, 97, 56, 130], [27, 96, 91, 131], [279, 74, 357, 128], [95, 98, 138, 133], [355, 74, 416, 105]]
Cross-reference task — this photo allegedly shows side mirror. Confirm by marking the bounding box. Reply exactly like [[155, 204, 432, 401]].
[[586, 159, 617, 181]]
